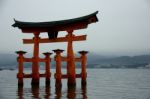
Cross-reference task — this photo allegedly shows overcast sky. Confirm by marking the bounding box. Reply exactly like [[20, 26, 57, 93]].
[[0, 0, 150, 56]]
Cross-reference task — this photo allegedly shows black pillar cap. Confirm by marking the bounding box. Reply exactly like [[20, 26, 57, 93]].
[[78, 51, 88, 54], [43, 52, 53, 56], [15, 50, 27, 54], [53, 49, 64, 53]]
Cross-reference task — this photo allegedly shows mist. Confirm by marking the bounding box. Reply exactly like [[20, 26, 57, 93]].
[[0, 0, 150, 56]]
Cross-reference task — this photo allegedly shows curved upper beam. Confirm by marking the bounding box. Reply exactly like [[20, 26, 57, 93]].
[[12, 11, 98, 33]]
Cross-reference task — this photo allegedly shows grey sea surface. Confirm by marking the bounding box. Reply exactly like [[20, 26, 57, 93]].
[[0, 69, 150, 99]]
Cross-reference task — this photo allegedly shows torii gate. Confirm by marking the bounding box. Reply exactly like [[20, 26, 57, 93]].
[[12, 11, 98, 87]]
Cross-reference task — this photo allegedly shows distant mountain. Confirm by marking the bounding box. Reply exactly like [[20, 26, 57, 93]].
[[0, 53, 150, 69], [0, 53, 17, 66], [93, 55, 150, 64], [88, 55, 150, 68]]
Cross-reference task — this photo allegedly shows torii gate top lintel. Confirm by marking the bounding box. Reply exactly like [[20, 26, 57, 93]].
[[12, 11, 98, 33]]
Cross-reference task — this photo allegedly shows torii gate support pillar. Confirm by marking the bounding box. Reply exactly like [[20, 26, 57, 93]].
[[79, 51, 88, 86], [43, 52, 52, 86], [31, 33, 40, 85], [53, 49, 64, 88], [16, 51, 27, 86], [66, 30, 76, 87]]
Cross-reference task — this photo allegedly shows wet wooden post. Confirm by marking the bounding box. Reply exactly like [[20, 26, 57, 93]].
[[16, 51, 27, 86], [66, 30, 76, 87], [32, 32, 40, 85], [43, 52, 52, 85], [17, 85, 24, 99], [53, 49, 64, 87], [45, 84, 51, 98], [55, 85, 62, 98], [67, 86, 76, 98], [78, 51, 88, 86], [31, 85, 39, 98]]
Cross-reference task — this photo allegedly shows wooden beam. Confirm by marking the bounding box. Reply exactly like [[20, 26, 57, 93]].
[[61, 57, 68, 61], [62, 74, 68, 79], [76, 74, 82, 78], [61, 74, 81, 79], [38, 58, 47, 62], [75, 58, 82, 62], [23, 35, 87, 44], [23, 73, 46, 78], [61, 57, 82, 62], [23, 74, 32, 78], [20, 22, 88, 33], [24, 58, 46, 62], [24, 58, 33, 62]]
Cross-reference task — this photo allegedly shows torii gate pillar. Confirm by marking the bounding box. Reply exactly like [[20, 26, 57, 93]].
[[16, 51, 27, 86], [31, 32, 40, 85], [66, 30, 76, 86], [43, 52, 52, 86], [79, 51, 88, 86], [53, 49, 64, 87]]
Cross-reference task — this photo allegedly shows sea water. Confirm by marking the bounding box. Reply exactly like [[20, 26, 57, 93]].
[[0, 69, 150, 99]]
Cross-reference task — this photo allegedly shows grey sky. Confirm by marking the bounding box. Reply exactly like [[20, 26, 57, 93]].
[[0, 0, 150, 56]]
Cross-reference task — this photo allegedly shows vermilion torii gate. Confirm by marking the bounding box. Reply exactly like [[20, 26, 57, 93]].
[[12, 11, 98, 87]]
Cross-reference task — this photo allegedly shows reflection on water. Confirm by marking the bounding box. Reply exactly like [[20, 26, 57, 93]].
[[55, 86, 62, 99], [17, 85, 87, 99], [45, 85, 51, 99], [31, 85, 39, 98], [81, 86, 87, 99], [1, 69, 150, 99], [17, 86, 23, 99], [67, 87, 76, 99]]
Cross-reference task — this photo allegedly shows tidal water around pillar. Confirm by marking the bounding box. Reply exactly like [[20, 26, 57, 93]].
[[0, 69, 150, 99]]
